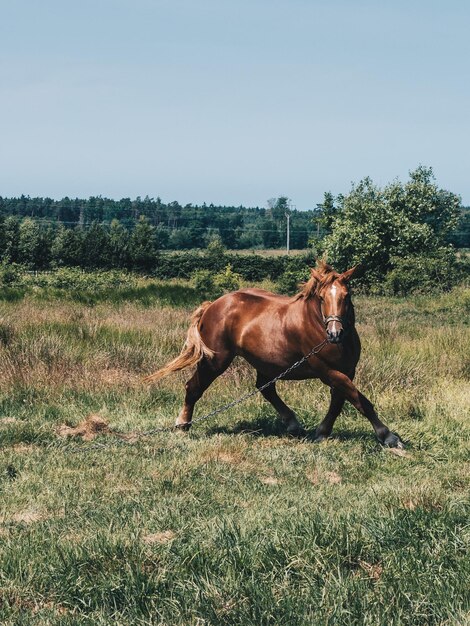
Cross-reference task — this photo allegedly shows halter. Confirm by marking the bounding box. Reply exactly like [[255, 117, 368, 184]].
[[323, 314, 344, 327]]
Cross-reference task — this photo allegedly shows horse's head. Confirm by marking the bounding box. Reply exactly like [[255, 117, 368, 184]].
[[311, 265, 360, 344]]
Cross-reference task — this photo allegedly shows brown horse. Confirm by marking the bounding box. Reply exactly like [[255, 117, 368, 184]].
[[145, 261, 403, 448]]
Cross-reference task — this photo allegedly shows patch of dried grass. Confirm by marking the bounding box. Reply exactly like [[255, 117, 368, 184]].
[[56, 413, 164, 445], [143, 530, 176, 545], [200, 447, 259, 473], [2, 506, 66, 526], [0, 509, 44, 525], [99, 368, 137, 387], [11, 444, 37, 453], [358, 559, 383, 581], [13, 510, 43, 524], [306, 468, 319, 485], [325, 471, 342, 484], [402, 496, 443, 512], [259, 476, 280, 485], [57, 414, 111, 441], [385, 447, 409, 458], [306, 468, 342, 485], [0, 591, 70, 616], [0, 417, 16, 425]]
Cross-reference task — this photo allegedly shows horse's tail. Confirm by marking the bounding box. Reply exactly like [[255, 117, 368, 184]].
[[143, 301, 215, 384]]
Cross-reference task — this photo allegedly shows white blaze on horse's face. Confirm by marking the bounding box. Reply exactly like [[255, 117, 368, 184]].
[[321, 280, 349, 344], [329, 285, 340, 334]]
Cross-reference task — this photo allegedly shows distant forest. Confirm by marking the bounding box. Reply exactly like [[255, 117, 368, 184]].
[[0, 194, 468, 273], [0, 195, 316, 251]]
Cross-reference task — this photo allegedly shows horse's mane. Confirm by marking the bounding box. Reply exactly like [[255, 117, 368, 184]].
[[294, 260, 341, 300]]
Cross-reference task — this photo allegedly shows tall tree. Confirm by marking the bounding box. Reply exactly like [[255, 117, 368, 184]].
[[316, 192, 338, 234], [51, 226, 83, 267], [2, 216, 21, 263], [261, 219, 280, 248], [129, 216, 157, 270], [267, 196, 290, 223], [108, 219, 130, 268], [81, 222, 110, 268], [17, 218, 50, 269]]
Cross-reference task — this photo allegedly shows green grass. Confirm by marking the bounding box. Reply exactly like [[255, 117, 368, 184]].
[[0, 275, 202, 308], [0, 284, 469, 625]]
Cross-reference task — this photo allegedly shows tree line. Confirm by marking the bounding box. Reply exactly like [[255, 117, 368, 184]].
[[0, 195, 314, 251], [0, 167, 468, 280], [0, 212, 313, 273]]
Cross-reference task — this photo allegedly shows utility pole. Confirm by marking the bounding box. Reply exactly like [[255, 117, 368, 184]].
[[286, 200, 294, 255], [286, 212, 290, 255]]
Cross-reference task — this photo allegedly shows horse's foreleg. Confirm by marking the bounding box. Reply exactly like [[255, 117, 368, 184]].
[[325, 370, 403, 447], [176, 354, 233, 430], [256, 373, 305, 436], [314, 388, 345, 441]]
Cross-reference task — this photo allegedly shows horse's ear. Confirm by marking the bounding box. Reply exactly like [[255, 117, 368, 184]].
[[341, 264, 362, 282], [310, 268, 323, 282]]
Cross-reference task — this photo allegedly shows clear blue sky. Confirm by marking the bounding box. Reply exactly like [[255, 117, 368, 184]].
[[1, 0, 469, 208]]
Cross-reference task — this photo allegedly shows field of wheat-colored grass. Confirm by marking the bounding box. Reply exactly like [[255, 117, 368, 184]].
[[0, 280, 469, 625]]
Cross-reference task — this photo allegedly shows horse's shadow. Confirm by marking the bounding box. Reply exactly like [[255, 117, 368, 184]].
[[205, 416, 373, 443], [206, 417, 287, 438]]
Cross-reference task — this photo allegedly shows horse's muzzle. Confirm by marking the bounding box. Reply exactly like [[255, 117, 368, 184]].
[[326, 328, 344, 344], [324, 315, 345, 344]]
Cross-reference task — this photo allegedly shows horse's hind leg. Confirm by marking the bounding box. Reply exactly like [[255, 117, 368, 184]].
[[314, 388, 345, 441], [255, 373, 305, 436], [175, 353, 233, 430]]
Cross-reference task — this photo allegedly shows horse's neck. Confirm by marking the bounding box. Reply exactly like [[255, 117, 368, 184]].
[[304, 295, 323, 324]]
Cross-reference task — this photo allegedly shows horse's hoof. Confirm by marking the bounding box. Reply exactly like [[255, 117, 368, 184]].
[[286, 424, 306, 438], [175, 422, 191, 432], [312, 431, 329, 443], [382, 432, 404, 449]]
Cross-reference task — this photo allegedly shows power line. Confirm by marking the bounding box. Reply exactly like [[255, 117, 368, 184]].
[[0, 217, 314, 235]]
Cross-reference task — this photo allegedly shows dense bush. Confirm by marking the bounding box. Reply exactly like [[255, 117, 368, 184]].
[[383, 252, 458, 295], [192, 270, 216, 300], [153, 250, 316, 282], [27, 268, 136, 292], [193, 265, 242, 300], [321, 166, 462, 287], [0, 262, 25, 286], [277, 267, 311, 295], [214, 264, 242, 294]]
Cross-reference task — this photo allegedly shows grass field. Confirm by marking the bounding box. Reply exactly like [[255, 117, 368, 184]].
[[0, 279, 469, 625]]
